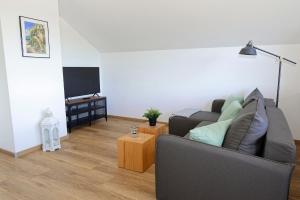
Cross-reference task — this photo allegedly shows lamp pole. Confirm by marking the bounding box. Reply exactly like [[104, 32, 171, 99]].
[[276, 58, 282, 107], [240, 41, 297, 107], [253, 47, 296, 107]]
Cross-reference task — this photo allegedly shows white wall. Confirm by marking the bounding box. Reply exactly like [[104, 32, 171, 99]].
[[60, 18, 100, 67], [100, 44, 300, 139], [0, 0, 67, 153], [59, 18, 102, 98], [0, 20, 15, 152]]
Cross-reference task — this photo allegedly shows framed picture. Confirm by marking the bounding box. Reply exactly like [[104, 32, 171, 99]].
[[19, 16, 50, 58]]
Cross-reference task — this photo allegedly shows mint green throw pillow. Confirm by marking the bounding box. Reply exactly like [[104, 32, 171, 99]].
[[218, 100, 242, 121], [221, 95, 244, 112], [189, 119, 232, 147]]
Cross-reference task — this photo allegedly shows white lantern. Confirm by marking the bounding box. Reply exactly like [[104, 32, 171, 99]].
[[40, 108, 61, 152]]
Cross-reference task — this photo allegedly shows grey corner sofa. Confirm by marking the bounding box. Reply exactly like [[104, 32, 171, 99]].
[[156, 98, 296, 200]]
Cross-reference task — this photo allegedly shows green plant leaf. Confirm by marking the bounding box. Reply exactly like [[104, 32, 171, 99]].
[[143, 108, 162, 119]]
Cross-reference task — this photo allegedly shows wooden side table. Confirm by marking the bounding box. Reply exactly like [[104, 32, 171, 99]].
[[138, 123, 167, 139], [117, 133, 155, 172]]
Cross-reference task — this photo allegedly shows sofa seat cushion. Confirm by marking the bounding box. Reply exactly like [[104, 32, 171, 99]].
[[223, 98, 268, 155], [184, 121, 214, 139], [263, 107, 296, 163], [184, 132, 191, 139], [189, 119, 233, 147], [196, 121, 215, 127], [218, 100, 242, 121], [190, 111, 220, 122], [221, 95, 244, 112]]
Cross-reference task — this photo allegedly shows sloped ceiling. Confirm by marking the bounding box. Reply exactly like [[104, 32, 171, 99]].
[[59, 0, 300, 52]]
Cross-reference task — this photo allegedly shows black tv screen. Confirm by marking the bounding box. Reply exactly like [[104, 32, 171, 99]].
[[63, 67, 100, 98]]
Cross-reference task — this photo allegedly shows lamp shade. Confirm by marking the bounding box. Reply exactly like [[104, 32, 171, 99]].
[[239, 41, 257, 55]]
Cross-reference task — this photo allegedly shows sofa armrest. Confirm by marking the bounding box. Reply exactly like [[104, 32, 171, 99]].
[[169, 116, 200, 137], [211, 99, 225, 113], [156, 135, 294, 200]]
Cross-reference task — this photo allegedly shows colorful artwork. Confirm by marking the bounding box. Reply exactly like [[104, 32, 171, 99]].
[[20, 16, 50, 58], [24, 21, 46, 54]]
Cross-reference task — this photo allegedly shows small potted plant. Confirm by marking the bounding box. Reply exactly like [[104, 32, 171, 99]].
[[143, 108, 162, 126]]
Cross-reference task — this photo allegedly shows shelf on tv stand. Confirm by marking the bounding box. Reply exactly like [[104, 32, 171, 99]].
[[66, 96, 105, 105], [65, 96, 107, 133]]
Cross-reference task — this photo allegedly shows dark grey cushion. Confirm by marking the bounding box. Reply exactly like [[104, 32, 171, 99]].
[[184, 121, 214, 139], [223, 113, 253, 150], [223, 98, 268, 155], [190, 111, 220, 122], [263, 107, 296, 163], [243, 88, 264, 107]]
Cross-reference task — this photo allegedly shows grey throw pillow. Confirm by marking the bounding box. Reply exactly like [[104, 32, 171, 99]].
[[243, 88, 264, 107], [223, 98, 268, 155]]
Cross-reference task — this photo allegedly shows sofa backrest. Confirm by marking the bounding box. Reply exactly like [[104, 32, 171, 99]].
[[263, 106, 296, 163]]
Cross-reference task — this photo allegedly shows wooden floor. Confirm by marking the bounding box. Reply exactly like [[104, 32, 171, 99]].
[[0, 117, 299, 200]]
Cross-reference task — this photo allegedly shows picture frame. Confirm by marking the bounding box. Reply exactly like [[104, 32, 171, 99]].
[[19, 16, 50, 58]]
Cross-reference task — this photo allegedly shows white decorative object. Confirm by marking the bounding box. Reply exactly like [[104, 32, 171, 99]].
[[40, 108, 61, 152]]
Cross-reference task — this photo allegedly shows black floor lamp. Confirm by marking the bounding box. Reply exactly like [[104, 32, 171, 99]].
[[239, 41, 297, 107]]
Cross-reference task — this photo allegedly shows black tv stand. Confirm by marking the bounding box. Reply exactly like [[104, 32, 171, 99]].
[[65, 96, 107, 133]]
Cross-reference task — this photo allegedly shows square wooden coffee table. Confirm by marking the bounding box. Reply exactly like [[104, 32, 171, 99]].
[[138, 122, 167, 139], [117, 133, 155, 172]]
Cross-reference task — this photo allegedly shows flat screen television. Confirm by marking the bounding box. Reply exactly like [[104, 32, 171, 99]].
[[63, 67, 100, 99]]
